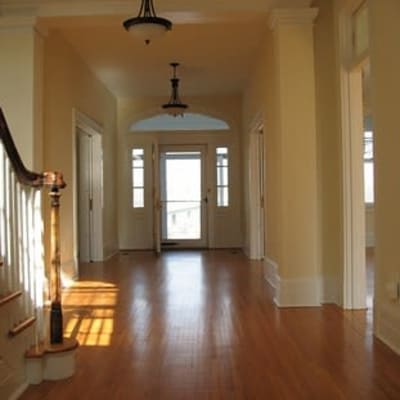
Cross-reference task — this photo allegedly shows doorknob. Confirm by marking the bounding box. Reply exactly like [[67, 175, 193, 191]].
[[203, 196, 208, 204]]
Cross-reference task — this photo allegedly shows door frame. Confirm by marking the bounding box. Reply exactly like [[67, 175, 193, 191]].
[[73, 110, 104, 263], [248, 121, 265, 260], [158, 144, 208, 248], [337, 0, 368, 309]]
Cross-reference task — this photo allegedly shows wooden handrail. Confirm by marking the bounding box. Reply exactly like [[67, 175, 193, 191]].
[[0, 108, 43, 187]]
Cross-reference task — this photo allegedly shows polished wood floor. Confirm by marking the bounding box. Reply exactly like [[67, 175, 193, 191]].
[[21, 250, 400, 400]]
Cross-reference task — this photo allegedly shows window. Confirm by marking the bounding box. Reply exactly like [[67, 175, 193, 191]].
[[132, 148, 144, 208], [364, 131, 374, 204], [216, 147, 229, 207]]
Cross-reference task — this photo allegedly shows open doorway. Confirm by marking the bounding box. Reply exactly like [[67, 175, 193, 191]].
[[362, 62, 375, 311], [159, 145, 208, 248]]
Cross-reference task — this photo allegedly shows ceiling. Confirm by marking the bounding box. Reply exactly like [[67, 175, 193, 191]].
[[1, 0, 313, 98]]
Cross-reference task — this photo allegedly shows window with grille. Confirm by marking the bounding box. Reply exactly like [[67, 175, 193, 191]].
[[132, 148, 144, 208], [216, 147, 229, 207], [364, 131, 374, 204]]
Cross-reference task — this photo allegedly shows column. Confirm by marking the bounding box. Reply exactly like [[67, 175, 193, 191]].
[[269, 8, 320, 306], [0, 16, 44, 170]]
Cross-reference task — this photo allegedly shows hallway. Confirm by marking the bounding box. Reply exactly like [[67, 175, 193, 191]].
[[21, 250, 400, 399]]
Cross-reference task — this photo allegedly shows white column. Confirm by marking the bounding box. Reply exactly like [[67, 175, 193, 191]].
[[269, 8, 320, 306], [0, 16, 44, 170]]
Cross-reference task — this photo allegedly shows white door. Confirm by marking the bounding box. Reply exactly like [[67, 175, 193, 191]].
[[159, 145, 208, 248], [249, 126, 265, 260], [77, 129, 103, 262]]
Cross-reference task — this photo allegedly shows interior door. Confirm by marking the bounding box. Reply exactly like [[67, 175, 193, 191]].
[[159, 145, 207, 248], [77, 128, 103, 262]]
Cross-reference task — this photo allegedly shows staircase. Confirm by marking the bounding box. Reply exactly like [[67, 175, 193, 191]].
[[0, 109, 78, 399]]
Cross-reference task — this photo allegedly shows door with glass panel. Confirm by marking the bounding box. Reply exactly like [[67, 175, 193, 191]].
[[159, 146, 207, 248]]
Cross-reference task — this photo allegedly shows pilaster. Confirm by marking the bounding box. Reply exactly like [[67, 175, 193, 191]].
[[0, 16, 44, 170], [268, 8, 320, 306]]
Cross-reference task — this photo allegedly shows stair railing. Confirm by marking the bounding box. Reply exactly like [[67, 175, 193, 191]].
[[0, 108, 66, 345]]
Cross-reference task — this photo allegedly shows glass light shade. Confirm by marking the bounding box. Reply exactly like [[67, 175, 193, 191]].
[[126, 21, 169, 43]]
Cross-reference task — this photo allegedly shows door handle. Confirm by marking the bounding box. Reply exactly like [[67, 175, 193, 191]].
[[203, 196, 208, 204]]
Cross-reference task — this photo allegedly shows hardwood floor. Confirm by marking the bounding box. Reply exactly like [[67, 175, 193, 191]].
[[21, 250, 400, 399]]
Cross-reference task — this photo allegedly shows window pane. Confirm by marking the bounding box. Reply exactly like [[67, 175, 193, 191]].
[[217, 154, 228, 167], [217, 187, 229, 207], [132, 148, 145, 208], [133, 148, 144, 157], [216, 147, 228, 155], [364, 162, 374, 203], [216, 147, 229, 207], [133, 188, 144, 208], [165, 158, 201, 201], [217, 166, 228, 186], [133, 159, 144, 168], [364, 130, 373, 161], [133, 168, 144, 187], [164, 201, 201, 240]]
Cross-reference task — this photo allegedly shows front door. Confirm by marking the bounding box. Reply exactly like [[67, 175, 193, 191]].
[[159, 146, 207, 248]]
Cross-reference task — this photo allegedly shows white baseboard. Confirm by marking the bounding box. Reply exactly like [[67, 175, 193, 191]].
[[264, 258, 321, 307], [9, 382, 29, 400], [276, 276, 321, 307], [264, 257, 279, 289], [320, 276, 341, 305], [375, 301, 400, 355], [104, 249, 119, 261]]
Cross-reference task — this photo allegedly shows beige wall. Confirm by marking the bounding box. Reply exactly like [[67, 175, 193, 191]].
[[117, 95, 243, 250], [0, 24, 43, 170], [369, 0, 400, 354], [312, 0, 343, 304], [43, 31, 118, 277], [242, 28, 281, 264]]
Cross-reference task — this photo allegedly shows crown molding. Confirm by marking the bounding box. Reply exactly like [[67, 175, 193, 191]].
[[0, 16, 37, 30], [269, 7, 319, 30]]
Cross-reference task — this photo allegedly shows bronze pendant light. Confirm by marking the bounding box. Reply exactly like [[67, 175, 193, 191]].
[[162, 63, 188, 117], [123, 0, 172, 44]]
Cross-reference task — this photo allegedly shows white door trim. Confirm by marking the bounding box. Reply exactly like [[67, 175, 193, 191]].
[[248, 118, 265, 260], [337, 1, 367, 309], [73, 109, 104, 263]]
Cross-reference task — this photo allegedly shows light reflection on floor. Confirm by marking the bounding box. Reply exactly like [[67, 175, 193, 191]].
[[63, 281, 118, 347]]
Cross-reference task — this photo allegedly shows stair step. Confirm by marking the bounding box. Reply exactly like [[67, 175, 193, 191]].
[[0, 290, 22, 308], [8, 316, 36, 337]]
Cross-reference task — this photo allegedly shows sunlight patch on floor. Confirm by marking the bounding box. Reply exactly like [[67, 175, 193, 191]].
[[62, 281, 118, 347]]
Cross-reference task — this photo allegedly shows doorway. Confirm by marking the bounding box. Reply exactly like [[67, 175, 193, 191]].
[[76, 114, 103, 263], [159, 145, 208, 248]]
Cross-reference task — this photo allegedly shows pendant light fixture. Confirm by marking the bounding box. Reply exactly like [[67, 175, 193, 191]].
[[162, 63, 188, 117], [123, 0, 172, 45]]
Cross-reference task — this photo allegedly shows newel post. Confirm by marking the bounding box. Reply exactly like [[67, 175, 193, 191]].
[[43, 171, 66, 344]]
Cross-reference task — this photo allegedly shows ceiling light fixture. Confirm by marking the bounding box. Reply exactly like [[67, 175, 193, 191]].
[[162, 63, 188, 117], [123, 0, 172, 45]]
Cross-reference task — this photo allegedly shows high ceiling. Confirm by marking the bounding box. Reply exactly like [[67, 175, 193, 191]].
[[1, 0, 313, 98]]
